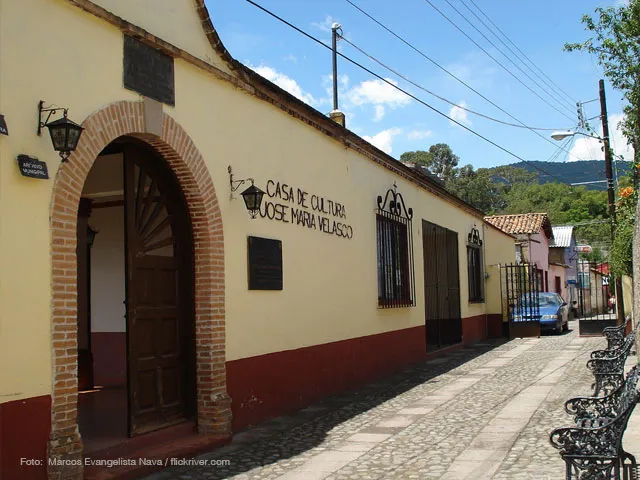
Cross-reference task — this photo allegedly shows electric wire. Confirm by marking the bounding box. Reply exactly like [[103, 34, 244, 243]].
[[245, 0, 574, 186], [466, 0, 578, 105], [456, 0, 577, 110], [421, 0, 577, 122], [340, 35, 569, 131], [443, 0, 575, 113], [341, 0, 587, 161]]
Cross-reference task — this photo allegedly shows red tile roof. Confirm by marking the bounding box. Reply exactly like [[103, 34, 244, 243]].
[[484, 213, 553, 238]]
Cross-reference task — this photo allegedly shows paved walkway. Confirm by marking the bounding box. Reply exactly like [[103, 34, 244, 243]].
[[145, 320, 640, 479]]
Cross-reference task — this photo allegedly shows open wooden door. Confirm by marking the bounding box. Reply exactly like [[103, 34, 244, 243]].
[[123, 142, 195, 436]]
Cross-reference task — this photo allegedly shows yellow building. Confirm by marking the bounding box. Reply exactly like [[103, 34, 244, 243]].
[[0, 1, 515, 478]]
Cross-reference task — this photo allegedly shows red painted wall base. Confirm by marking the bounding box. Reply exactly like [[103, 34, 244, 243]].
[[487, 314, 504, 338], [2, 317, 494, 477], [226, 325, 429, 430], [92, 332, 126, 387], [0, 395, 51, 480], [226, 319, 487, 431], [461, 314, 486, 346]]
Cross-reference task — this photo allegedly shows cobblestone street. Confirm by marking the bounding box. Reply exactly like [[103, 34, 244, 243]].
[[145, 321, 639, 480]]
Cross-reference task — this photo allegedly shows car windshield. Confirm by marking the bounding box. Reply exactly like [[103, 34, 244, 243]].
[[519, 293, 561, 307]]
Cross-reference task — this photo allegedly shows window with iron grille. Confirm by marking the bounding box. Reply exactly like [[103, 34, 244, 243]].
[[467, 227, 484, 303], [376, 188, 415, 308]]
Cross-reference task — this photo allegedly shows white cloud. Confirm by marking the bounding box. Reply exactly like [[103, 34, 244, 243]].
[[249, 64, 316, 106], [407, 129, 433, 140], [312, 15, 338, 33], [373, 105, 385, 122], [342, 78, 411, 121], [283, 54, 297, 63], [449, 101, 472, 127], [345, 78, 411, 108], [567, 113, 634, 162], [363, 128, 402, 155]]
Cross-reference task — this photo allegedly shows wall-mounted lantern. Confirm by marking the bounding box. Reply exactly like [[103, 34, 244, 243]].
[[37, 100, 84, 162], [228, 166, 265, 219]]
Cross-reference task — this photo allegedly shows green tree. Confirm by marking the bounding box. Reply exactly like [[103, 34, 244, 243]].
[[428, 143, 459, 182], [566, 0, 639, 276], [400, 143, 460, 182], [399, 150, 433, 167], [565, 0, 640, 170]]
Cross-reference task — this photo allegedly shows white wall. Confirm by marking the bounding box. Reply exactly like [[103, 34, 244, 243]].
[[90, 206, 125, 333]]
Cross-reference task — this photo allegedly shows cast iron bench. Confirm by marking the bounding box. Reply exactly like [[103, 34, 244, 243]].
[[550, 365, 639, 480], [565, 365, 640, 428], [593, 318, 634, 359], [587, 332, 635, 396]]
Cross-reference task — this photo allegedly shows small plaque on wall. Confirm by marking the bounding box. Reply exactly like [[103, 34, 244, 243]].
[[17, 155, 49, 179], [0, 114, 8, 135], [248, 236, 283, 290]]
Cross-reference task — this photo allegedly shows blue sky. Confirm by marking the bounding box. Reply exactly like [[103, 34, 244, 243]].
[[206, 0, 633, 169]]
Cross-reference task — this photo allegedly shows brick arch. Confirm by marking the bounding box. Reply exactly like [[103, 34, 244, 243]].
[[48, 101, 230, 477]]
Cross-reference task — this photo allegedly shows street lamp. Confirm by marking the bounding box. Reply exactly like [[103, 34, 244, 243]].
[[550, 79, 625, 325], [550, 131, 602, 142]]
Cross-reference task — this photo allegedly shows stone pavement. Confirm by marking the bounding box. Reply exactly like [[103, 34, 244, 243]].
[[145, 319, 640, 480]]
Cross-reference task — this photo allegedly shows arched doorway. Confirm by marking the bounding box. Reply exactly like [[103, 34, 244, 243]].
[[48, 102, 231, 478], [77, 137, 197, 451]]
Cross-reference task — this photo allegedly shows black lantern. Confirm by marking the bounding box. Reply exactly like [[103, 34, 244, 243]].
[[240, 183, 265, 219], [38, 101, 84, 162], [228, 166, 265, 219]]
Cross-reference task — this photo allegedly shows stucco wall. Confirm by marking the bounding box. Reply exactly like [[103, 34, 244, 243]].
[[529, 231, 550, 272], [549, 265, 566, 299], [483, 225, 516, 315], [0, 0, 515, 402]]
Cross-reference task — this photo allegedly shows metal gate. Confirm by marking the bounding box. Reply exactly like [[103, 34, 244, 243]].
[[500, 263, 541, 339], [575, 260, 615, 335]]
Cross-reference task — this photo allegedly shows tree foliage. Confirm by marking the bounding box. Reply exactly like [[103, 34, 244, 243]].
[[400, 143, 459, 182], [565, 0, 639, 275], [565, 0, 640, 169]]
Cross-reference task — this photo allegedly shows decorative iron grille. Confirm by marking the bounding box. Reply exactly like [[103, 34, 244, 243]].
[[467, 226, 484, 303], [376, 187, 415, 308]]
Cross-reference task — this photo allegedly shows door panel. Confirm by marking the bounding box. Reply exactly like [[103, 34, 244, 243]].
[[123, 143, 194, 436], [423, 221, 462, 351]]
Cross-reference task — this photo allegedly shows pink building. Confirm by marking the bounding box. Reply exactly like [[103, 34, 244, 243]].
[[484, 213, 554, 292]]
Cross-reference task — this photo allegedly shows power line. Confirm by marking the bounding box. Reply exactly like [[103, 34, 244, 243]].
[[442, 0, 576, 113], [340, 35, 570, 131], [245, 0, 574, 186], [342, 0, 586, 162], [456, 0, 577, 110], [466, 0, 578, 105], [421, 0, 577, 122]]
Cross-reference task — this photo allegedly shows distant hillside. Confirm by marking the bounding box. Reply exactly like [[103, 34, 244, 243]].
[[492, 161, 632, 190]]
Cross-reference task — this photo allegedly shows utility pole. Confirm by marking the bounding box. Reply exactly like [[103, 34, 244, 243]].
[[599, 79, 626, 325], [329, 23, 345, 127]]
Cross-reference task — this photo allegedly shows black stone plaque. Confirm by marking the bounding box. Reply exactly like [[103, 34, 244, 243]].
[[17, 155, 49, 179], [0, 114, 7, 135], [248, 236, 283, 290], [123, 35, 175, 105]]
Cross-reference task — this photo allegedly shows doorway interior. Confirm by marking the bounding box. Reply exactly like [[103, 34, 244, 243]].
[[76, 137, 196, 454]]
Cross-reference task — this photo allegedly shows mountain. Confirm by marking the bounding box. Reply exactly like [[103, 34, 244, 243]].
[[491, 161, 633, 190]]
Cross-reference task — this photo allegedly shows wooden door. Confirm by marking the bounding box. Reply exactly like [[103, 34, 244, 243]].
[[423, 221, 461, 351], [123, 143, 195, 436]]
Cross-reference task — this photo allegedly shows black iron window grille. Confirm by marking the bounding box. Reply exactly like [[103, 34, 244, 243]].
[[376, 188, 415, 308], [467, 226, 484, 303]]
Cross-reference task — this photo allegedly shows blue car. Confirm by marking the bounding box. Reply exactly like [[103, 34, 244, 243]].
[[512, 292, 569, 334]]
